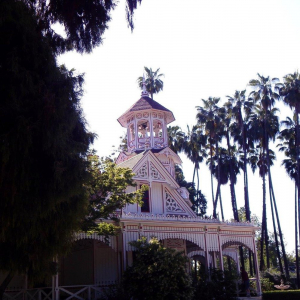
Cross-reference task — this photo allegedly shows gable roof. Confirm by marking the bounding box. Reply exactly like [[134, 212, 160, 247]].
[[118, 150, 179, 188], [117, 151, 145, 170]]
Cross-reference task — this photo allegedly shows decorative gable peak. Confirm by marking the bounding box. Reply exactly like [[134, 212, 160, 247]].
[[117, 94, 175, 153]]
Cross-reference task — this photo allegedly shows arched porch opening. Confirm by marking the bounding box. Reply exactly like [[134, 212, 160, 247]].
[[222, 240, 261, 296], [59, 238, 119, 287]]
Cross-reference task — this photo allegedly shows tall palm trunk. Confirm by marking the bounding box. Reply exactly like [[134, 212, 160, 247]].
[[296, 113, 300, 279], [269, 178, 283, 274], [269, 174, 290, 277], [226, 131, 239, 221], [260, 175, 266, 270], [242, 121, 254, 275], [213, 184, 219, 218], [213, 182, 224, 220], [242, 123, 251, 221], [210, 136, 215, 213], [219, 184, 224, 221], [260, 118, 270, 270], [295, 181, 300, 287], [213, 141, 223, 219]]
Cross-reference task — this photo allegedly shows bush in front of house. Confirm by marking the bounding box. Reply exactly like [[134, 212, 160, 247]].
[[262, 290, 300, 300], [193, 268, 238, 300]]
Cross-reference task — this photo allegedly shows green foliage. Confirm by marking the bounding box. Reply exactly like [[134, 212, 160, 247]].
[[193, 268, 238, 300], [82, 155, 148, 233], [260, 277, 275, 291], [262, 290, 300, 300], [0, 0, 93, 288], [175, 165, 207, 216], [18, 0, 143, 54], [137, 67, 164, 99], [121, 237, 194, 300]]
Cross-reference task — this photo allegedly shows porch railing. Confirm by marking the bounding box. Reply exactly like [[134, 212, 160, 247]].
[[4, 285, 111, 300]]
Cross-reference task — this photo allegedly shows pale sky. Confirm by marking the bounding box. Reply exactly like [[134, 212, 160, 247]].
[[58, 0, 300, 253]]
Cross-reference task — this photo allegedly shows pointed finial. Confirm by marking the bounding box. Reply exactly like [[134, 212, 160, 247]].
[[141, 74, 149, 97]]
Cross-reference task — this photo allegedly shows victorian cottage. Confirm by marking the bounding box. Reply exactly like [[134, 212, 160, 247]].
[[3, 86, 261, 299]]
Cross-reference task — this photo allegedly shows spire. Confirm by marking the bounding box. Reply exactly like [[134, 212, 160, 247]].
[[141, 74, 149, 97]]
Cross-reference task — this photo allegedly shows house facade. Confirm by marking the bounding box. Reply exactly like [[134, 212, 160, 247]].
[[3, 87, 261, 299]]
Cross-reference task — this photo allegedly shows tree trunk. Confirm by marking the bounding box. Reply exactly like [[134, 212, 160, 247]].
[[210, 137, 215, 211], [269, 180, 284, 274], [0, 271, 15, 300], [226, 131, 239, 222], [243, 123, 251, 222], [260, 176, 266, 271], [216, 141, 224, 220], [269, 175, 290, 278], [219, 184, 224, 221], [213, 183, 219, 219], [262, 118, 270, 269], [295, 181, 300, 288], [295, 113, 300, 278]]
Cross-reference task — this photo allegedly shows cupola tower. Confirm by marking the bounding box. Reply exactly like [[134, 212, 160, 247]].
[[117, 81, 175, 153]]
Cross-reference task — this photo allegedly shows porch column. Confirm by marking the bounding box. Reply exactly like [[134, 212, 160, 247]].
[[252, 235, 261, 295], [52, 275, 55, 300], [54, 257, 59, 300], [204, 227, 210, 271], [122, 232, 127, 271], [218, 234, 224, 271]]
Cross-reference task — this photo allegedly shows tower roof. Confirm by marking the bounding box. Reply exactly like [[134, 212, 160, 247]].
[[118, 96, 175, 127]]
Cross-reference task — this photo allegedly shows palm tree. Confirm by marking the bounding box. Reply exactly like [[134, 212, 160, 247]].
[[248, 74, 281, 271], [167, 126, 185, 154], [226, 90, 254, 222], [181, 125, 207, 195], [226, 91, 255, 274], [137, 67, 164, 99], [219, 103, 244, 222], [196, 97, 222, 218], [279, 72, 300, 285], [278, 115, 299, 285]]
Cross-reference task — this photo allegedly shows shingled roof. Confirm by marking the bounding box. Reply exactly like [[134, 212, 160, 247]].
[[126, 96, 172, 113], [117, 96, 175, 127]]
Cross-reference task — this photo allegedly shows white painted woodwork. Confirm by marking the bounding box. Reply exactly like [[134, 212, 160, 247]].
[[150, 182, 163, 214]]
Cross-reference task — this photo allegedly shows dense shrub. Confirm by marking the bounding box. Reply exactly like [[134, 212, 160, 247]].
[[121, 238, 194, 300], [262, 290, 300, 300], [193, 268, 238, 300]]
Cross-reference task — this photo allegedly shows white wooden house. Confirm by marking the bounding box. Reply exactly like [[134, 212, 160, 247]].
[[3, 87, 261, 299]]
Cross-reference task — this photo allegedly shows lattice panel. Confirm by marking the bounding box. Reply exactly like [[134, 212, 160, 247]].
[[150, 162, 165, 180], [165, 191, 185, 213], [135, 163, 148, 178]]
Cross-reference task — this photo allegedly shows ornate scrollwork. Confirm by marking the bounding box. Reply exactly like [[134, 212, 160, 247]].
[[166, 192, 184, 212], [150, 163, 164, 180], [135, 163, 148, 178]]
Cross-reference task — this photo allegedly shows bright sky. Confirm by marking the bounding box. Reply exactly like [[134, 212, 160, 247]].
[[58, 0, 300, 253]]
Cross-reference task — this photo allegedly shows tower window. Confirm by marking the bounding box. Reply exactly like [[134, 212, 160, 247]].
[[137, 120, 150, 138]]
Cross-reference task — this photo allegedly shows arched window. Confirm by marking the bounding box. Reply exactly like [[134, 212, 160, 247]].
[[152, 119, 163, 137], [128, 123, 135, 141], [137, 120, 150, 138]]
